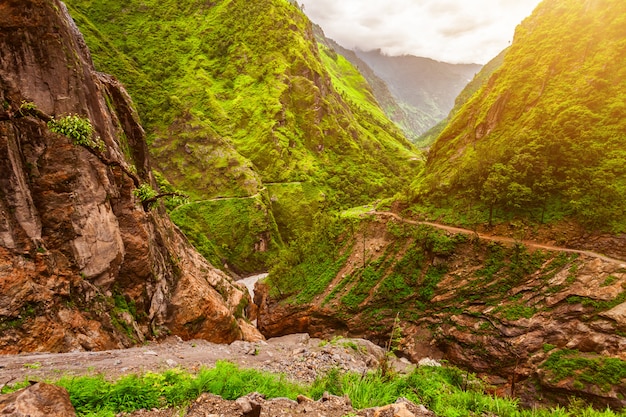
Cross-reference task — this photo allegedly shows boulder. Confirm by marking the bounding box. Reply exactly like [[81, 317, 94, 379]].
[[0, 383, 76, 417]]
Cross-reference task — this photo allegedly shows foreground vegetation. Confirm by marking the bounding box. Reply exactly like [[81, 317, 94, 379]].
[[3, 361, 623, 417]]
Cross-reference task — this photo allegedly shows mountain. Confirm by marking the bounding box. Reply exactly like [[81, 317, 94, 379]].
[[351, 49, 481, 142], [418, 49, 508, 147], [311, 27, 426, 144], [418, 0, 626, 232], [255, 0, 626, 407], [0, 0, 259, 353], [64, 0, 423, 274], [256, 213, 626, 409]]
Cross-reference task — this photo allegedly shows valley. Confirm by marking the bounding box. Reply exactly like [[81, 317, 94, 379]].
[[1, 0, 626, 415]]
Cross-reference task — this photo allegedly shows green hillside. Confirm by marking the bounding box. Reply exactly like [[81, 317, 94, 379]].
[[418, 49, 507, 148], [65, 0, 423, 272], [416, 0, 626, 231]]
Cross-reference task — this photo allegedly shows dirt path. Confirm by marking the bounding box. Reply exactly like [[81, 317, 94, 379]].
[[0, 334, 412, 388], [372, 211, 626, 266]]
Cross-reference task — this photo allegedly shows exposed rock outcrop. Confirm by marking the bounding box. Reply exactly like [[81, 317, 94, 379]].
[[257, 215, 626, 409], [0, 0, 259, 353], [0, 383, 76, 417]]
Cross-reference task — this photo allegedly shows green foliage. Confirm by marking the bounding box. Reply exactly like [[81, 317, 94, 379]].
[[416, 0, 626, 232], [132, 184, 158, 203], [153, 170, 190, 211], [565, 291, 626, 312], [267, 212, 346, 300], [54, 361, 304, 416], [496, 304, 537, 321], [170, 195, 283, 274], [19, 100, 37, 112], [48, 115, 104, 152], [602, 275, 619, 287], [543, 344, 557, 353], [542, 350, 626, 392], [419, 265, 447, 302]]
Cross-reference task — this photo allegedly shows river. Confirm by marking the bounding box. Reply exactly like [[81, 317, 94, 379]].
[[238, 272, 268, 299]]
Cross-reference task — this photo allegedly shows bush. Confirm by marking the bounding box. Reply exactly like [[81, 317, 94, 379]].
[[48, 114, 104, 151]]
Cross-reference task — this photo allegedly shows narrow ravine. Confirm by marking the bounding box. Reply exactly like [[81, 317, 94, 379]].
[[239, 273, 268, 299]]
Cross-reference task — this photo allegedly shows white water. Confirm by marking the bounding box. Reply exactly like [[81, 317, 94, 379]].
[[239, 273, 268, 299]]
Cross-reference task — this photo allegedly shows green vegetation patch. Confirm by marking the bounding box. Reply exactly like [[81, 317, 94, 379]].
[[542, 350, 626, 392], [4, 361, 623, 417], [267, 213, 348, 301], [414, 0, 626, 232], [170, 195, 282, 274]]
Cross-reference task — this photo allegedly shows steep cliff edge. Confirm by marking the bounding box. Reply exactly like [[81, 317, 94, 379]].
[[0, 0, 257, 353], [257, 214, 626, 408]]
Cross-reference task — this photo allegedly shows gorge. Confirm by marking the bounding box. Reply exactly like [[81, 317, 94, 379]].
[[1, 0, 626, 415]]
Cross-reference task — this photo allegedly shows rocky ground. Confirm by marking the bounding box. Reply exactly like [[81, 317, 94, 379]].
[[0, 333, 415, 384], [126, 392, 436, 417], [0, 333, 431, 416]]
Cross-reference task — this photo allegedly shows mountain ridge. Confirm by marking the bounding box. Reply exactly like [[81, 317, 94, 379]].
[[0, 0, 258, 353], [65, 0, 424, 273]]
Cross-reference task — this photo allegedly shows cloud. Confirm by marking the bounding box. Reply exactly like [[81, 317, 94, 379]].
[[299, 0, 542, 64]]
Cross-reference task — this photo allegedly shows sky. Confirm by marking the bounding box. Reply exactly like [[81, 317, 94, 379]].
[[297, 0, 543, 64]]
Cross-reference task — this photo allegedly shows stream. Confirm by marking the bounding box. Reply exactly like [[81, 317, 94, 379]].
[[238, 272, 268, 299]]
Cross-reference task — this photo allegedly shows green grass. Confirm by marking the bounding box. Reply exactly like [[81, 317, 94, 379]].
[[3, 361, 623, 417], [56, 361, 304, 416], [542, 350, 626, 392]]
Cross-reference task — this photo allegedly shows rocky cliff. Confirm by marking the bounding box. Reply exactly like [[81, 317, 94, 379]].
[[0, 0, 258, 353], [257, 214, 626, 408]]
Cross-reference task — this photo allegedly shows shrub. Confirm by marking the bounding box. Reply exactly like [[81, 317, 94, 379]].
[[48, 114, 104, 151], [133, 183, 158, 204]]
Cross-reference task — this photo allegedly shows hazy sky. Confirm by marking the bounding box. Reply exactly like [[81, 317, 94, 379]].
[[298, 0, 543, 64]]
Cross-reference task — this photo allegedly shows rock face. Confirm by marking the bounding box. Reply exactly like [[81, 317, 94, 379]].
[[257, 215, 626, 409], [0, 383, 76, 417], [0, 0, 258, 353]]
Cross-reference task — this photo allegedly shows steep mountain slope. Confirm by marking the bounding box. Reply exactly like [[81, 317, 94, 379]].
[[257, 213, 626, 408], [353, 49, 481, 140], [64, 0, 423, 273], [311, 26, 424, 144], [0, 0, 258, 353], [419, 0, 626, 232], [418, 49, 507, 147]]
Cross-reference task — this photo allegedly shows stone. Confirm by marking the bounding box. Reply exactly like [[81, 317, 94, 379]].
[[0, 0, 252, 354], [297, 394, 313, 404], [373, 403, 415, 417], [235, 393, 263, 417], [0, 382, 76, 417], [600, 302, 626, 328], [417, 358, 441, 367]]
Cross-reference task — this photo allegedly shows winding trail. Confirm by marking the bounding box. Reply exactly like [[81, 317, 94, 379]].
[[170, 192, 263, 214], [371, 211, 626, 266]]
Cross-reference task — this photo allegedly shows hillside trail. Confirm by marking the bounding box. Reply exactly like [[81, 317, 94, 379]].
[[169, 181, 305, 213], [371, 211, 626, 266], [169, 192, 263, 214]]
